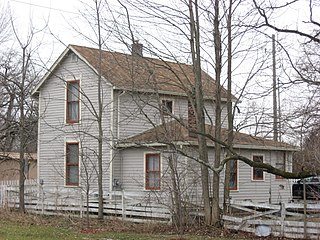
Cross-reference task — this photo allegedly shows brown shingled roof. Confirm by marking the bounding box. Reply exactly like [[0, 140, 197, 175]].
[[118, 120, 295, 150], [71, 45, 230, 99]]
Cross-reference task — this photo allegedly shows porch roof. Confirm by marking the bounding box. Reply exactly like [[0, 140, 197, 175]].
[[117, 120, 296, 151]]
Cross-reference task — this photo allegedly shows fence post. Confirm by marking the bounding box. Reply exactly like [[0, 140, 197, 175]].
[[122, 190, 126, 220], [41, 184, 44, 215], [280, 202, 286, 237], [79, 188, 83, 218], [0, 184, 3, 208]]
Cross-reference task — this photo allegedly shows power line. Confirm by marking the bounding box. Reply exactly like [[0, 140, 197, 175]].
[[9, 0, 79, 15]]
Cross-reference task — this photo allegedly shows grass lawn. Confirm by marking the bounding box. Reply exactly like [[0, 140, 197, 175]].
[[0, 211, 252, 240], [0, 219, 238, 240]]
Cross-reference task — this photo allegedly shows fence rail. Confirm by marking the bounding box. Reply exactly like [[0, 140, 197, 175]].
[[0, 181, 172, 222], [223, 200, 320, 239], [1, 181, 320, 239]]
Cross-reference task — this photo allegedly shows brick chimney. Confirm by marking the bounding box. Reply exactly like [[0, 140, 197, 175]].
[[131, 40, 143, 57]]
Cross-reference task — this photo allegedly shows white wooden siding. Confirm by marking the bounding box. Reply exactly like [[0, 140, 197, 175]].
[[204, 99, 228, 128], [38, 53, 112, 193], [117, 146, 293, 204], [115, 91, 227, 140]]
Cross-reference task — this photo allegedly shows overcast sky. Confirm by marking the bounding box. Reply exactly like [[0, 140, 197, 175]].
[[3, 0, 319, 141], [4, 0, 90, 58]]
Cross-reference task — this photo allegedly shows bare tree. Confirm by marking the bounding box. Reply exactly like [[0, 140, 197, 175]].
[[0, 2, 11, 45], [8, 15, 45, 212], [108, 0, 318, 226]]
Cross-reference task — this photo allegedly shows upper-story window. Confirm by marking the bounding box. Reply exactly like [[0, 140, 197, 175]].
[[66, 142, 79, 186], [66, 80, 80, 123], [145, 153, 161, 190], [161, 99, 173, 116], [276, 152, 286, 179], [252, 155, 264, 181]]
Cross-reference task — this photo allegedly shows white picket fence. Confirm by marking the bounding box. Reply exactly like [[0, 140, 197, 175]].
[[0, 180, 172, 222], [2, 180, 320, 239], [223, 200, 320, 239]]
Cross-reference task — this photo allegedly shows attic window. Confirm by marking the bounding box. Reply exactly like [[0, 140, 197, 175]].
[[71, 53, 78, 63], [161, 99, 173, 115]]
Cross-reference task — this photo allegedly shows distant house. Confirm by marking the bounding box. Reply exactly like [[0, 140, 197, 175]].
[[32, 43, 295, 207], [0, 152, 37, 181]]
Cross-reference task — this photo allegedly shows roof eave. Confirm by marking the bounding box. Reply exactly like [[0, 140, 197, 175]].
[[116, 141, 296, 151], [31, 45, 113, 96], [113, 86, 234, 102], [31, 46, 71, 96]]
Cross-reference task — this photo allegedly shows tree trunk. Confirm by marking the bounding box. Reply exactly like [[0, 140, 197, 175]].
[[168, 153, 184, 234], [95, 0, 104, 220], [19, 46, 27, 213], [212, 0, 222, 226], [188, 0, 211, 225], [223, 0, 233, 215]]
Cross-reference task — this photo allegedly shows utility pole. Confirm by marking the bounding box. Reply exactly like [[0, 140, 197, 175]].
[[272, 34, 278, 141]]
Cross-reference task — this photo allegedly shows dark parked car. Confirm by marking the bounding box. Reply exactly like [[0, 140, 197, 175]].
[[292, 176, 320, 200]]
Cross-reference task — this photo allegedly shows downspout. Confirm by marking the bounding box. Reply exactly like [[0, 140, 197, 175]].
[[109, 88, 114, 196], [37, 91, 41, 185], [109, 89, 126, 194], [269, 151, 272, 204], [117, 90, 126, 140]]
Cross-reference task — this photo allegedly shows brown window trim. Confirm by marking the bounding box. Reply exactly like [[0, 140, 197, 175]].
[[66, 80, 80, 124], [145, 153, 161, 190], [66, 142, 79, 186]]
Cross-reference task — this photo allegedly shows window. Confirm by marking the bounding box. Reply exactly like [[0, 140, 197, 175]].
[[161, 99, 173, 115], [145, 153, 161, 190], [276, 152, 286, 179], [66, 80, 80, 123], [229, 160, 238, 190], [66, 143, 79, 186], [252, 155, 264, 180]]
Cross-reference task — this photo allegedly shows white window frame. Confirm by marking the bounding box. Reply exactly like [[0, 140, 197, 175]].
[[276, 152, 286, 180], [160, 98, 174, 116], [251, 154, 265, 181]]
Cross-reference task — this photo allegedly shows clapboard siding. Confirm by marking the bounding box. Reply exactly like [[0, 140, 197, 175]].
[[116, 92, 226, 139], [38, 53, 111, 192], [116, 146, 293, 205], [226, 149, 293, 203], [204, 100, 228, 128], [117, 93, 189, 139]]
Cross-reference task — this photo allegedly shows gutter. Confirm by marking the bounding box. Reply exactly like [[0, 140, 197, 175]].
[[112, 86, 233, 102], [117, 90, 126, 140], [116, 141, 297, 152]]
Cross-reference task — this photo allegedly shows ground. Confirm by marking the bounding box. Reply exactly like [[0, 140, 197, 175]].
[[0, 210, 291, 240]]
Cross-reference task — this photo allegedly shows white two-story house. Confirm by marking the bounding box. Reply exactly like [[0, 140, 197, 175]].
[[32, 43, 295, 209]]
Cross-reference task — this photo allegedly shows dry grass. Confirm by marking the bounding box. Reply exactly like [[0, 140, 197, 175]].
[[0, 209, 291, 240]]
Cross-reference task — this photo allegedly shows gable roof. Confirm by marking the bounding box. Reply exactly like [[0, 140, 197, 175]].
[[117, 120, 296, 151], [33, 44, 231, 100]]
